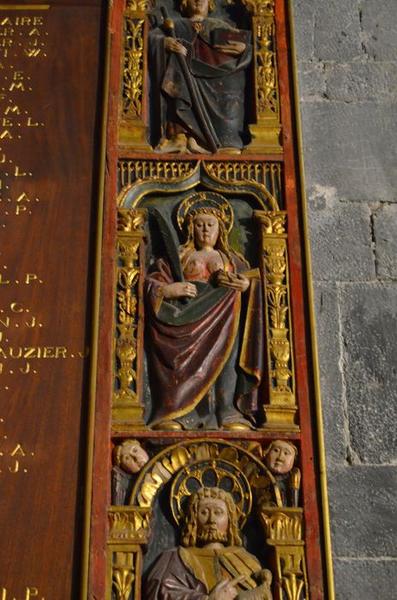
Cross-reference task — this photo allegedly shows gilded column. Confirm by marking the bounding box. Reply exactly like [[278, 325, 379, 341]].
[[112, 208, 146, 427], [259, 508, 309, 600], [119, 0, 152, 149], [107, 507, 152, 600], [242, 0, 282, 153], [254, 210, 297, 429]]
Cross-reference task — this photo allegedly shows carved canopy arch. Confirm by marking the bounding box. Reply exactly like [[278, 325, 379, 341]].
[[129, 439, 276, 509]]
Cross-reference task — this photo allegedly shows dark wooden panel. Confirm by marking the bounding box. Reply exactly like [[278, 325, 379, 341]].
[[0, 3, 103, 598]]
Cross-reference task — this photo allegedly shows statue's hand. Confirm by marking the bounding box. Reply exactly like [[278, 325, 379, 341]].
[[164, 37, 188, 56], [161, 282, 197, 299], [209, 576, 244, 600], [214, 41, 246, 56], [213, 270, 250, 292]]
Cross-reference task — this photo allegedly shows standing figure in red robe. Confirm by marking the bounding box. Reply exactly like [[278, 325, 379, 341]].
[[145, 193, 264, 431]]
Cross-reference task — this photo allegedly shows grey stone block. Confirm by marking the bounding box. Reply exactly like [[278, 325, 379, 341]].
[[333, 559, 397, 599], [361, 0, 397, 61], [300, 102, 397, 203], [325, 62, 397, 103], [313, 0, 362, 61], [313, 283, 347, 464], [292, 0, 315, 61], [328, 466, 397, 557], [297, 61, 326, 100], [340, 284, 397, 463], [373, 204, 397, 279], [308, 195, 375, 282]]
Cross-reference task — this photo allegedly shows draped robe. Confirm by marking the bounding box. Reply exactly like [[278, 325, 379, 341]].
[[145, 546, 272, 600], [145, 254, 263, 426], [149, 17, 252, 149]]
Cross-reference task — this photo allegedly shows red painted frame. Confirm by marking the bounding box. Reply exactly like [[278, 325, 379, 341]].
[[88, 1, 328, 597]]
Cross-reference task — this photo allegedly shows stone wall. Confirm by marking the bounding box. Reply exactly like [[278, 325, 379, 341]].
[[294, 1, 397, 597]]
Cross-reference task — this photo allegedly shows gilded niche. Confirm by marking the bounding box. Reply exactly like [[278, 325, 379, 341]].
[[120, 0, 282, 152], [144, 191, 264, 431]]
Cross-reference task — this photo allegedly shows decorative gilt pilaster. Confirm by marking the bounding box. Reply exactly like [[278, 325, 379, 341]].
[[259, 508, 309, 600], [119, 0, 152, 149], [242, 0, 282, 153], [107, 507, 152, 600], [254, 210, 297, 429], [113, 208, 147, 427]]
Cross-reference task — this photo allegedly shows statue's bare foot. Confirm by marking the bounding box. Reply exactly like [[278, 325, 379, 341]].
[[187, 136, 212, 155], [155, 133, 187, 153]]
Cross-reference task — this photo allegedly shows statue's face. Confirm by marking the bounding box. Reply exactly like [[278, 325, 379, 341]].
[[196, 497, 229, 544], [120, 442, 149, 474], [184, 0, 209, 18], [266, 441, 295, 475], [193, 214, 219, 249]]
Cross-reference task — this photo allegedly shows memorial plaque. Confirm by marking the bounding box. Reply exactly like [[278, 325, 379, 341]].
[[0, 1, 104, 598]]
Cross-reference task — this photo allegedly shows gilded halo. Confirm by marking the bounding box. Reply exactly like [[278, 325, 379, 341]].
[[170, 458, 252, 526], [177, 191, 234, 233]]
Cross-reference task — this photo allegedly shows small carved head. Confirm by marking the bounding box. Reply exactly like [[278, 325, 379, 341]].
[[113, 439, 149, 475], [181, 486, 243, 547], [264, 440, 297, 475], [179, 0, 216, 17]]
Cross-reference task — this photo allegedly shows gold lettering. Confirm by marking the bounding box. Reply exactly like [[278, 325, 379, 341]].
[[16, 204, 27, 215], [0, 17, 12, 26], [9, 347, 22, 358], [55, 346, 68, 358], [0, 275, 10, 285], [0, 130, 12, 139], [23, 347, 35, 358], [25, 588, 40, 600], [11, 444, 26, 457], [25, 273, 38, 284], [25, 48, 41, 58], [0, 363, 2, 374], [17, 192, 31, 203], [33, 17, 44, 26], [4, 105, 21, 115], [29, 28, 41, 36], [43, 346, 54, 358], [0, 348, 6, 359], [14, 166, 27, 176], [0, 316, 10, 327], [1, 118, 12, 127], [26, 316, 36, 328], [9, 82, 24, 91], [0, 153, 5, 163], [0, 28, 15, 37], [27, 117, 39, 127], [10, 302, 23, 313], [8, 459, 19, 473], [20, 361, 30, 374]]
